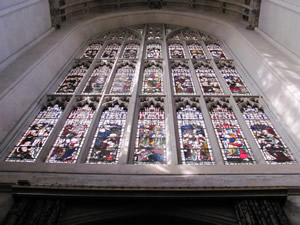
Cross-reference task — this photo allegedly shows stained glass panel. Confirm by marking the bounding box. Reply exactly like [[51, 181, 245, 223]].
[[207, 44, 227, 60], [183, 30, 198, 40], [209, 104, 254, 165], [87, 105, 127, 164], [169, 44, 186, 59], [195, 65, 224, 95], [122, 43, 139, 59], [110, 31, 126, 40], [46, 104, 95, 163], [82, 64, 111, 94], [80, 43, 101, 59], [134, 105, 166, 164], [146, 44, 162, 59], [177, 105, 213, 165], [199, 32, 213, 41], [102, 44, 120, 59], [147, 25, 162, 40], [55, 65, 88, 94], [171, 65, 195, 94], [110, 65, 135, 94], [219, 66, 250, 95], [188, 44, 206, 59], [6, 105, 63, 162], [241, 105, 296, 164], [141, 65, 163, 94]]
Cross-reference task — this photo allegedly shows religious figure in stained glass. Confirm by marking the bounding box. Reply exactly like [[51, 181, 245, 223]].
[[80, 43, 101, 59], [82, 64, 111, 94], [240, 103, 296, 164], [123, 43, 140, 59], [87, 105, 127, 164], [195, 65, 224, 95], [102, 43, 120, 59], [146, 43, 162, 59], [55, 65, 88, 94], [141, 65, 163, 94], [177, 105, 213, 164], [6, 105, 63, 162], [171, 65, 195, 94], [207, 44, 227, 60], [219, 66, 250, 95], [188, 44, 206, 59], [46, 104, 95, 163], [134, 105, 166, 164], [209, 103, 254, 165], [169, 43, 186, 59], [110, 64, 135, 94]]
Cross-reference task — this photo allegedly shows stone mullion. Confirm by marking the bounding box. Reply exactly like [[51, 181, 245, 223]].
[[201, 40, 212, 60], [210, 60, 232, 96], [163, 25, 179, 165], [118, 25, 147, 164]]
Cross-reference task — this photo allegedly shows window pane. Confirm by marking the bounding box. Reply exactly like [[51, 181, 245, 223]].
[[123, 43, 139, 59], [188, 44, 206, 59], [207, 44, 227, 60], [169, 43, 186, 59], [171, 65, 195, 94], [110, 64, 136, 94], [80, 43, 101, 59], [141, 65, 163, 94], [102, 43, 120, 59], [146, 43, 162, 59]]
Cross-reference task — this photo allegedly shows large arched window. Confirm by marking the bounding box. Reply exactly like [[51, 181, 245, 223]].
[[4, 24, 297, 166]]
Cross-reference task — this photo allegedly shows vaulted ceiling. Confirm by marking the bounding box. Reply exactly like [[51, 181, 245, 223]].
[[48, 0, 261, 30]]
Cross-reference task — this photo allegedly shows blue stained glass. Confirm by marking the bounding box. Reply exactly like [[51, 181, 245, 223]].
[[123, 43, 139, 59], [207, 44, 227, 60], [172, 65, 195, 94]]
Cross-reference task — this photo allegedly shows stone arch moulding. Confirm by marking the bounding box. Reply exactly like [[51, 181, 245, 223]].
[[0, 10, 299, 157]]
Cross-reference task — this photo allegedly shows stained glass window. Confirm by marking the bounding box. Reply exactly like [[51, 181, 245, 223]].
[[169, 43, 186, 59], [199, 32, 213, 41], [134, 105, 166, 164], [146, 43, 162, 59], [207, 44, 227, 60], [55, 65, 88, 94], [177, 105, 213, 165], [219, 66, 250, 95], [6, 105, 63, 162], [110, 31, 126, 40], [101, 43, 120, 59], [188, 44, 206, 59], [46, 104, 95, 163], [141, 65, 163, 94], [209, 104, 254, 165], [122, 43, 139, 59], [82, 64, 111, 94], [171, 65, 195, 94], [147, 25, 162, 40], [169, 32, 181, 40], [80, 43, 101, 59], [110, 64, 136, 94], [183, 30, 198, 40], [195, 65, 224, 95], [87, 105, 127, 164], [241, 104, 296, 164]]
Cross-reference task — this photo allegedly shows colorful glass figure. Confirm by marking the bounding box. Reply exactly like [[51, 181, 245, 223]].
[[55, 65, 88, 94], [102, 43, 120, 59], [142, 65, 163, 94], [6, 105, 63, 162], [241, 105, 296, 164], [80, 43, 101, 59], [188, 44, 206, 59], [177, 105, 213, 165], [87, 105, 127, 164], [207, 44, 227, 60], [219, 66, 250, 95], [123, 43, 139, 59], [47, 105, 95, 163], [195, 65, 224, 95], [110, 65, 135, 94], [146, 44, 162, 59], [169, 43, 186, 59], [134, 105, 166, 164], [171, 65, 195, 94], [82, 65, 111, 94], [209, 104, 254, 165]]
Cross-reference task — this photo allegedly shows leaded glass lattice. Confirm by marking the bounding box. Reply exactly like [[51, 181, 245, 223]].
[[87, 105, 127, 164], [171, 65, 195, 94], [80, 43, 101, 59], [110, 64, 136, 94], [46, 104, 95, 163], [6, 105, 63, 162], [141, 65, 163, 94], [169, 43, 186, 59], [146, 43, 162, 59], [188, 44, 206, 59], [207, 44, 227, 60], [209, 104, 254, 165], [102, 43, 120, 59], [134, 105, 166, 164], [241, 104, 296, 164], [122, 43, 139, 59], [55, 65, 88, 94], [177, 105, 213, 165]]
